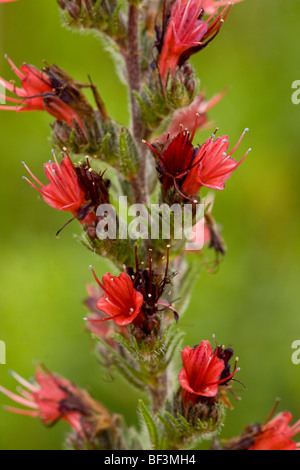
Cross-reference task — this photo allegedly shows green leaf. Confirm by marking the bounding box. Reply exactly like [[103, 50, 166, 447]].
[[139, 400, 160, 450], [95, 337, 148, 389], [119, 127, 140, 178], [157, 413, 177, 441]]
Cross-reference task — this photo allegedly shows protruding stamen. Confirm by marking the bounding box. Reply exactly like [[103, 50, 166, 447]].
[[148, 248, 153, 297], [190, 113, 200, 142], [22, 176, 41, 193], [134, 243, 139, 273], [142, 139, 162, 159], [212, 334, 218, 348], [21, 161, 44, 187], [263, 398, 281, 426], [89, 265, 104, 290], [227, 128, 250, 157], [164, 244, 171, 282]]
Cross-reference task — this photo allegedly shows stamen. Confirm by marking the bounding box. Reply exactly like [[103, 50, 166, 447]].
[[85, 314, 122, 323], [8, 370, 38, 393], [134, 243, 139, 273], [190, 113, 200, 142], [22, 176, 42, 193], [164, 245, 171, 281], [89, 265, 105, 290], [227, 127, 249, 157], [149, 248, 153, 298], [142, 140, 162, 159], [263, 398, 281, 426], [212, 334, 218, 348], [207, 367, 241, 388], [21, 162, 44, 187]]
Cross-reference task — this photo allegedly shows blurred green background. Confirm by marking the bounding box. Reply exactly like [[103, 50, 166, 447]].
[[0, 0, 299, 450]]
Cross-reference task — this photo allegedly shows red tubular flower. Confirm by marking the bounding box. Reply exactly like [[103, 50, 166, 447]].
[[23, 151, 110, 231], [0, 367, 94, 433], [23, 153, 85, 214], [182, 128, 251, 193], [144, 123, 200, 201], [158, 0, 232, 83], [84, 283, 128, 346], [178, 340, 239, 399], [249, 412, 300, 451], [145, 125, 250, 200], [88, 246, 177, 333], [0, 57, 88, 130], [89, 267, 144, 326]]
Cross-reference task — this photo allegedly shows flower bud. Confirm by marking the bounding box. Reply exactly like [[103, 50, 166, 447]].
[[58, 0, 82, 19]]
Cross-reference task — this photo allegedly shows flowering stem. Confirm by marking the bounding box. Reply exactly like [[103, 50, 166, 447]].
[[149, 369, 168, 415], [126, 3, 142, 142], [125, 2, 148, 204]]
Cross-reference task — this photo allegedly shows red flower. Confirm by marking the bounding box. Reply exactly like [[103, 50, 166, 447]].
[[0, 367, 94, 433], [84, 283, 128, 347], [22, 151, 109, 231], [23, 153, 85, 215], [89, 267, 144, 326], [0, 57, 87, 130], [182, 128, 251, 193], [144, 124, 200, 201], [178, 340, 239, 399], [158, 0, 231, 83], [249, 412, 300, 451], [88, 246, 177, 332], [145, 123, 249, 200]]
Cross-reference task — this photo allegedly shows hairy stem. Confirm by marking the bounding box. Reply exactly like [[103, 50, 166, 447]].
[[149, 369, 168, 415], [125, 3, 148, 204], [126, 3, 142, 142]]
